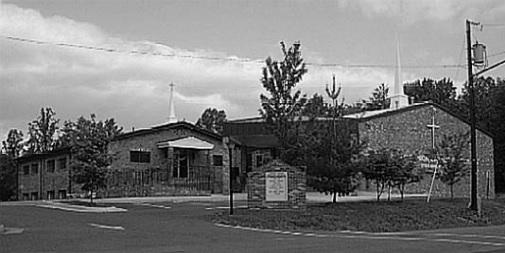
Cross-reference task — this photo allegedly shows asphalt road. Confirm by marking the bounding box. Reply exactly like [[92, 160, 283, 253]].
[[2, 200, 505, 253]]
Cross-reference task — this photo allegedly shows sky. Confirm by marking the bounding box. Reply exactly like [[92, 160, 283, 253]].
[[1, 0, 505, 142]]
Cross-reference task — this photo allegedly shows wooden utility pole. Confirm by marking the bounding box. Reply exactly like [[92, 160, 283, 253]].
[[466, 19, 479, 212]]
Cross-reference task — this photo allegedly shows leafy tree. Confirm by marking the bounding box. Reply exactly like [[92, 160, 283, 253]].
[[308, 124, 365, 202], [366, 83, 390, 110], [0, 154, 16, 201], [196, 108, 227, 134], [259, 41, 308, 159], [302, 93, 329, 117], [404, 78, 457, 105], [2, 129, 24, 158], [389, 150, 420, 201], [305, 76, 364, 203], [437, 132, 470, 199], [363, 148, 421, 201], [62, 114, 122, 203], [26, 107, 59, 154]]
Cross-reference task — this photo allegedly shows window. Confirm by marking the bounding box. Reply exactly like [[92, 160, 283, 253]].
[[130, 150, 151, 163], [47, 160, 55, 173], [58, 158, 67, 170], [23, 165, 30, 175], [213, 155, 223, 166], [31, 163, 39, 175]]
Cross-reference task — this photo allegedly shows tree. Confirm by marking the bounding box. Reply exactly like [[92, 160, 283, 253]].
[[437, 132, 470, 199], [305, 76, 365, 203], [62, 114, 122, 203], [363, 148, 421, 201], [2, 129, 24, 158], [366, 83, 390, 110], [196, 108, 227, 134], [0, 154, 16, 201], [259, 41, 308, 159], [26, 107, 59, 154], [302, 93, 329, 117]]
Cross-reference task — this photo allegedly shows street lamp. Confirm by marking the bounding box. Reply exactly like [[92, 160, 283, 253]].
[[224, 137, 235, 215]]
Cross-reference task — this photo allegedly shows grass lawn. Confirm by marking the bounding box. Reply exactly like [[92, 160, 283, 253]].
[[213, 198, 505, 232]]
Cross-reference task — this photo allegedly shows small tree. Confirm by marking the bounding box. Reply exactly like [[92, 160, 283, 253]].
[[26, 107, 59, 154], [196, 108, 227, 134], [389, 150, 422, 201], [0, 154, 16, 201], [437, 132, 469, 199], [259, 41, 308, 160], [2, 129, 24, 158], [363, 148, 421, 201], [62, 114, 122, 203], [366, 83, 390, 110]]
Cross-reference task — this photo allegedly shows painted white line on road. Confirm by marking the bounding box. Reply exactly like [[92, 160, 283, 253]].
[[214, 224, 505, 247], [89, 223, 125, 230], [205, 205, 248, 210], [432, 233, 505, 240], [138, 203, 172, 210]]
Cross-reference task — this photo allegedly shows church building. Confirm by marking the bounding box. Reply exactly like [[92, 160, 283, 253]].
[[225, 35, 495, 199], [106, 84, 230, 197]]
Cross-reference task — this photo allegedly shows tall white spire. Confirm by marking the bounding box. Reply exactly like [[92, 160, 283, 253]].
[[168, 83, 177, 123], [389, 34, 409, 110]]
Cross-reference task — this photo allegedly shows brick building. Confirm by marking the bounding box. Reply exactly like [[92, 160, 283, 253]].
[[345, 102, 495, 199], [16, 147, 83, 200], [225, 101, 495, 199], [106, 121, 230, 197]]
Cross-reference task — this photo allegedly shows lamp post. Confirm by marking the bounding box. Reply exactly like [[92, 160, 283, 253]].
[[224, 137, 235, 215]]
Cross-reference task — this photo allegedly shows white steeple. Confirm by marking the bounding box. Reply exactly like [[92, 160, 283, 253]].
[[389, 34, 409, 110], [168, 83, 177, 123]]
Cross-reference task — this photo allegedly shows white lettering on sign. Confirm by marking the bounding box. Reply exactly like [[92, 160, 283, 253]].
[[265, 171, 288, 201], [417, 155, 438, 169]]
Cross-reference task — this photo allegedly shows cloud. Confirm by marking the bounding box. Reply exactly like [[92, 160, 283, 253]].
[[0, 3, 408, 141], [339, 0, 504, 25]]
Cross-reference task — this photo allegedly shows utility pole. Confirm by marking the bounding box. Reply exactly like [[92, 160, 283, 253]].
[[466, 19, 479, 212]]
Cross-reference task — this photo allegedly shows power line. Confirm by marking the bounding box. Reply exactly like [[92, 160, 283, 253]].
[[1, 35, 466, 69]]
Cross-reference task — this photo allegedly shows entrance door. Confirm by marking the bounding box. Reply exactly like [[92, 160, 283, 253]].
[[173, 150, 189, 178]]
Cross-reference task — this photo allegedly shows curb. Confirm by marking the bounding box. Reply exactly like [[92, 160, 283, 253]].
[[37, 201, 127, 213]]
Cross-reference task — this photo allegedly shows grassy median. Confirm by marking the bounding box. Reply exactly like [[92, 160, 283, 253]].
[[213, 197, 505, 232]]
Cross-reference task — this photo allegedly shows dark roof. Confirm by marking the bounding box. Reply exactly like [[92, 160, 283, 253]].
[[15, 146, 72, 162], [344, 102, 494, 138], [113, 121, 222, 141]]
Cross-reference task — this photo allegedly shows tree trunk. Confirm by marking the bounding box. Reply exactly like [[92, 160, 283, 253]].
[[333, 193, 337, 203], [387, 185, 391, 202], [90, 189, 94, 204], [450, 184, 454, 200]]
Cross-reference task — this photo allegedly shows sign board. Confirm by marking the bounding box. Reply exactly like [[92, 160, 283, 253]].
[[417, 155, 438, 169], [265, 171, 288, 201]]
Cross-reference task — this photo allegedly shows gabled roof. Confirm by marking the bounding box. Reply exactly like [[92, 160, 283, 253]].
[[344, 102, 494, 138], [113, 121, 222, 141]]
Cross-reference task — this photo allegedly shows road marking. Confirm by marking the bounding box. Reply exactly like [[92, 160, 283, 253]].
[[138, 203, 172, 210], [89, 223, 125, 230], [214, 224, 505, 247], [205, 205, 248, 210]]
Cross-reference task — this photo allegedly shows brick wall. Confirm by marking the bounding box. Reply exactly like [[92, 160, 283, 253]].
[[108, 125, 227, 196], [357, 104, 495, 199], [247, 160, 306, 210]]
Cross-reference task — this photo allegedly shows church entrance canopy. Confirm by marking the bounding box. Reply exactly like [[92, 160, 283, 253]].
[[157, 136, 214, 150]]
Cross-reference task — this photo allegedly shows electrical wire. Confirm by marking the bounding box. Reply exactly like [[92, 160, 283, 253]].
[[2, 35, 467, 69]]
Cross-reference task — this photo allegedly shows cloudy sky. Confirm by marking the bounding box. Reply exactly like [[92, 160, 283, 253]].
[[1, 0, 505, 141]]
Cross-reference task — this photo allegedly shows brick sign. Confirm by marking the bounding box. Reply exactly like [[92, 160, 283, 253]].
[[265, 171, 288, 201]]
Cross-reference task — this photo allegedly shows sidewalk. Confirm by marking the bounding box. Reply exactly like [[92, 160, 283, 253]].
[[89, 191, 427, 204]]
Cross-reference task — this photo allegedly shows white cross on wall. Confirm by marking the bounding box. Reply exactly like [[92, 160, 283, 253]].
[[427, 114, 440, 150]]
